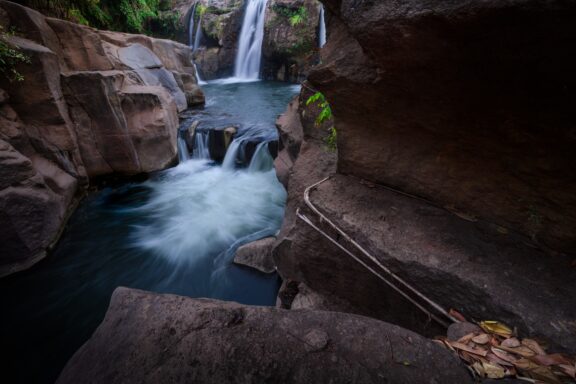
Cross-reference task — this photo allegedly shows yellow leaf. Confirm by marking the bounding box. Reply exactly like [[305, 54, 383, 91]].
[[482, 362, 506, 379], [479, 321, 513, 338]]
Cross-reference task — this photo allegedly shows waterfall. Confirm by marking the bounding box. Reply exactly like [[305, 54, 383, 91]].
[[178, 135, 191, 162], [222, 139, 242, 169], [192, 131, 211, 159], [188, 2, 198, 47], [234, 0, 268, 80], [193, 15, 203, 52], [319, 5, 326, 48], [248, 142, 273, 172]]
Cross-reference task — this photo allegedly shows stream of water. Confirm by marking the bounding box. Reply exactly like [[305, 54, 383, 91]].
[[0, 80, 299, 384]]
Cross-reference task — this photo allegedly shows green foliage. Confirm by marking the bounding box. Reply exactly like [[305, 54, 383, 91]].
[[0, 26, 30, 82], [289, 6, 307, 27], [306, 91, 337, 151], [69, 8, 90, 25], [196, 4, 208, 18]]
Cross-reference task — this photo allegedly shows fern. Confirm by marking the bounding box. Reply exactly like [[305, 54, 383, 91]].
[[0, 26, 31, 82]]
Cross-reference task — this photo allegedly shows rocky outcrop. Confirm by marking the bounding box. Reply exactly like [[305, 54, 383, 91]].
[[262, 0, 322, 82], [311, 0, 576, 254], [233, 236, 276, 273], [0, 0, 205, 276], [272, 0, 576, 353], [57, 287, 473, 384]]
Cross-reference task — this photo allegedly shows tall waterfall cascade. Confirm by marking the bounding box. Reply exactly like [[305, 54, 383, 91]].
[[234, 0, 268, 80], [188, 2, 198, 47], [193, 15, 203, 52], [319, 5, 327, 48]]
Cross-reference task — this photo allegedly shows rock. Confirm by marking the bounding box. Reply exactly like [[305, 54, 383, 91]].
[[262, 0, 322, 82], [57, 287, 473, 384], [234, 237, 276, 273], [172, 72, 205, 106], [447, 322, 483, 342], [0, 139, 75, 278], [117, 43, 163, 69], [134, 68, 188, 112], [311, 0, 576, 253]]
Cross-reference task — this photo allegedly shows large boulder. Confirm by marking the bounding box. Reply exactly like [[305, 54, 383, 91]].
[[57, 287, 473, 384], [311, 0, 576, 253]]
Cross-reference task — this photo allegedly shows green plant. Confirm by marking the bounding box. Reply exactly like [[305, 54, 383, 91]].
[[0, 27, 30, 82], [306, 91, 337, 151], [289, 6, 307, 26], [196, 4, 208, 17]]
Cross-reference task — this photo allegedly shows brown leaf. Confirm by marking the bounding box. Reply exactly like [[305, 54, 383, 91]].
[[498, 344, 537, 358], [486, 352, 514, 367], [449, 309, 467, 322], [457, 333, 476, 344], [513, 358, 540, 371], [482, 362, 506, 379], [472, 333, 491, 345], [480, 320, 513, 338], [447, 341, 488, 357], [501, 337, 521, 348], [558, 364, 576, 379], [523, 366, 564, 384], [522, 338, 546, 355], [531, 353, 573, 367], [491, 347, 518, 364]]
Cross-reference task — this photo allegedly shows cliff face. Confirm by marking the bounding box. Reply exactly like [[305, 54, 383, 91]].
[[311, 0, 576, 254], [0, 0, 205, 276], [272, 0, 576, 353]]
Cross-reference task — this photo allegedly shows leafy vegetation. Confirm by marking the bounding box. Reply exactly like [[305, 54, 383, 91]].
[[306, 91, 337, 151], [288, 6, 307, 27], [0, 26, 30, 82], [15, 0, 181, 37], [271, 5, 308, 27]]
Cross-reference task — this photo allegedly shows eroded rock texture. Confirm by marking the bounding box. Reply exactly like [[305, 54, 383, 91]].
[[312, 0, 576, 254], [0, 0, 205, 275], [57, 287, 473, 384]]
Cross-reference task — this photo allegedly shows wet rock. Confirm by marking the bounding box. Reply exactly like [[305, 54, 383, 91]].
[[57, 287, 473, 384], [234, 237, 276, 274], [117, 43, 163, 69], [447, 322, 483, 341]]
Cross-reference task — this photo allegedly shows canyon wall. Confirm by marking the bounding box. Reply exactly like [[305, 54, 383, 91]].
[[0, 0, 204, 276], [311, 0, 576, 254]]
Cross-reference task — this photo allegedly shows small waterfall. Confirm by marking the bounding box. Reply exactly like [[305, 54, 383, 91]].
[[234, 0, 268, 80], [193, 15, 203, 52], [178, 135, 191, 162], [222, 139, 243, 169], [192, 131, 211, 159], [319, 5, 327, 48], [248, 142, 273, 172], [188, 2, 198, 47]]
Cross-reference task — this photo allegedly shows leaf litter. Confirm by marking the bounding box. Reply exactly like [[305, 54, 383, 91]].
[[436, 315, 576, 383]]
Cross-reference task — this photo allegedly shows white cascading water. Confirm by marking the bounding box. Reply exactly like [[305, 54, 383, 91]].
[[319, 5, 327, 48], [248, 142, 273, 172], [222, 139, 243, 169], [177, 135, 191, 162], [188, 2, 198, 46], [234, 0, 268, 80], [193, 15, 203, 52], [192, 131, 211, 159]]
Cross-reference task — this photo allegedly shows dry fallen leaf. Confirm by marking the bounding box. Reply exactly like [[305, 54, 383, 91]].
[[483, 362, 507, 379], [457, 332, 476, 344], [558, 363, 576, 378], [447, 341, 488, 357], [472, 361, 485, 377], [523, 365, 564, 384], [480, 320, 513, 338], [498, 344, 537, 358], [531, 353, 573, 367], [491, 347, 519, 364], [501, 337, 521, 348], [486, 352, 514, 367], [472, 333, 491, 345], [523, 338, 546, 355]]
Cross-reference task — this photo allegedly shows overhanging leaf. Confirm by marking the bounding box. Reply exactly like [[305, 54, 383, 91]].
[[480, 320, 513, 338]]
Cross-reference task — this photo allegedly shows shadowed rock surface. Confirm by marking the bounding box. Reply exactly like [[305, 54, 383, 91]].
[[57, 287, 473, 384], [311, 0, 576, 254]]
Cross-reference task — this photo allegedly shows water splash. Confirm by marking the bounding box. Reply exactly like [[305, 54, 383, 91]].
[[177, 135, 191, 162], [234, 0, 268, 79]]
